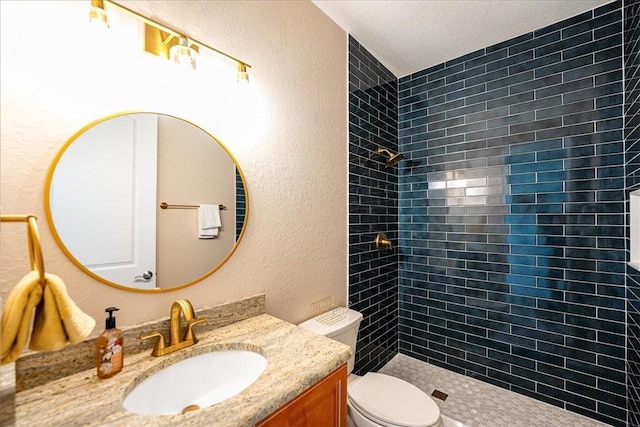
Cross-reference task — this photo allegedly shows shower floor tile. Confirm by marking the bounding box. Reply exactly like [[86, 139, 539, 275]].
[[442, 414, 469, 427], [379, 354, 612, 427]]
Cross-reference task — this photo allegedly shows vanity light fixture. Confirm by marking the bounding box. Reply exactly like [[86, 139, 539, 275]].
[[89, 0, 109, 27], [237, 63, 249, 83], [170, 36, 199, 70], [143, 24, 200, 67], [88, 0, 251, 81]]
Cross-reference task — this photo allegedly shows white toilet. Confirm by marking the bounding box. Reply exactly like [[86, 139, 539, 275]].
[[299, 308, 443, 427]]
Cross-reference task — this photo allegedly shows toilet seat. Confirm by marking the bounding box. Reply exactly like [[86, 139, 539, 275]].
[[348, 373, 441, 427]]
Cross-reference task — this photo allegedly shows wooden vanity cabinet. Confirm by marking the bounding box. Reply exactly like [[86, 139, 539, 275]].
[[256, 364, 347, 427]]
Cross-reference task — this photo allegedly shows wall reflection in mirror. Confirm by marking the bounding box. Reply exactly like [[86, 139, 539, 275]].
[[45, 112, 248, 292]]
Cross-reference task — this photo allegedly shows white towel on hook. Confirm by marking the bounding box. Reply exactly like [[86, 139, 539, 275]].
[[198, 204, 221, 239]]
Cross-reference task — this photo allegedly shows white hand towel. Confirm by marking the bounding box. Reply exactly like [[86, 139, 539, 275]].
[[198, 204, 221, 239]]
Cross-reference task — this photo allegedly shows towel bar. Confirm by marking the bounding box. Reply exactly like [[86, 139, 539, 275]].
[[1, 214, 46, 287], [159, 202, 227, 210]]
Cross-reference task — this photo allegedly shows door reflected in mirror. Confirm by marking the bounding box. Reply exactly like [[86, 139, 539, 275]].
[[45, 112, 248, 292]]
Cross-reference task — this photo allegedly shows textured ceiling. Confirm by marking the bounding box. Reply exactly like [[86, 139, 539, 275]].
[[312, 0, 613, 78]]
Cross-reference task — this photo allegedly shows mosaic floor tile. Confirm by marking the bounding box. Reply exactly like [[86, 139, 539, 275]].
[[379, 354, 612, 427]]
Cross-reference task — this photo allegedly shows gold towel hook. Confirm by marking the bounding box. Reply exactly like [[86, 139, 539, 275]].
[[1, 214, 46, 287]]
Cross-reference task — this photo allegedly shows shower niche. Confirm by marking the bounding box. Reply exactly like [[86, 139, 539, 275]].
[[632, 189, 640, 271]]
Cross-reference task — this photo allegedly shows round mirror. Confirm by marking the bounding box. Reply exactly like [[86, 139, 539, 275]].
[[45, 112, 248, 292]]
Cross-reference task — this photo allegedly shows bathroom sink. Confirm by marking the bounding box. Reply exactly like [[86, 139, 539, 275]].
[[122, 350, 267, 416]]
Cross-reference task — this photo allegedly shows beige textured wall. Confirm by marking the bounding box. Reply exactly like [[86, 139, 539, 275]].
[[0, 0, 347, 330], [156, 115, 235, 288]]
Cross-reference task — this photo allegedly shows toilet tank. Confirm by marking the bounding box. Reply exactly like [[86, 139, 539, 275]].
[[298, 308, 363, 374]]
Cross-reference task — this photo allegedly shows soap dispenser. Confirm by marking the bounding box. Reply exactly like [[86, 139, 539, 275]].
[[97, 307, 124, 379]]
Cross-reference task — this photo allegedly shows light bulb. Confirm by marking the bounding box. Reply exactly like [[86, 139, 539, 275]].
[[237, 63, 250, 83], [89, 0, 109, 28], [170, 37, 198, 70]]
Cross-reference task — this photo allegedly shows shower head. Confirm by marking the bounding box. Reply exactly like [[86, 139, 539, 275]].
[[377, 147, 405, 168]]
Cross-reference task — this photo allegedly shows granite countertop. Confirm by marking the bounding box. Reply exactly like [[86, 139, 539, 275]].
[[13, 313, 352, 426]]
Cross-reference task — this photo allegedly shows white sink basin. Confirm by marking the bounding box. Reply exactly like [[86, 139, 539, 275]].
[[123, 350, 267, 416]]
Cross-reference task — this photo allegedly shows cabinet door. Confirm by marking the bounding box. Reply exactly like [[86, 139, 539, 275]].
[[257, 364, 347, 427]]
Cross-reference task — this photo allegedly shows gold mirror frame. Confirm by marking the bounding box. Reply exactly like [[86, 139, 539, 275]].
[[44, 111, 249, 293]]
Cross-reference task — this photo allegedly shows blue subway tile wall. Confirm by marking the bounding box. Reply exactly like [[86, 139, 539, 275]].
[[398, 2, 626, 425], [349, 35, 399, 374], [625, 0, 640, 425]]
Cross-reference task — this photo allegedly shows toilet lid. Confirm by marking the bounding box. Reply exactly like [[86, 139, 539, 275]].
[[348, 373, 440, 427]]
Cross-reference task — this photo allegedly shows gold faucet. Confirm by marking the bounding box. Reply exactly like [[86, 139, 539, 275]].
[[140, 299, 206, 356]]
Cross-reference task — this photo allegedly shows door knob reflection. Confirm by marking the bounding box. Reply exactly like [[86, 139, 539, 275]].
[[135, 271, 154, 281]]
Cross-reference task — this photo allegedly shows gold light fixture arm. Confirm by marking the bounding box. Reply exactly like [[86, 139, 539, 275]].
[[160, 33, 176, 48], [104, 0, 251, 70]]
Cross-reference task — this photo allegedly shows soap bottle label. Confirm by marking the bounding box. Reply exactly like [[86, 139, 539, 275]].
[[99, 335, 123, 376]]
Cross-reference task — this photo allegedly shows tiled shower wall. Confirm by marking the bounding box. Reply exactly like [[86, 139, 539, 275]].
[[235, 169, 246, 241], [625, 0, 640, 425], [348, 36, 399, 374], [397, 1, 626, 425]]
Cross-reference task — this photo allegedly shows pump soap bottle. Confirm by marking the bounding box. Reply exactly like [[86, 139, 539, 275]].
[[97, 307, 124, 379]]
